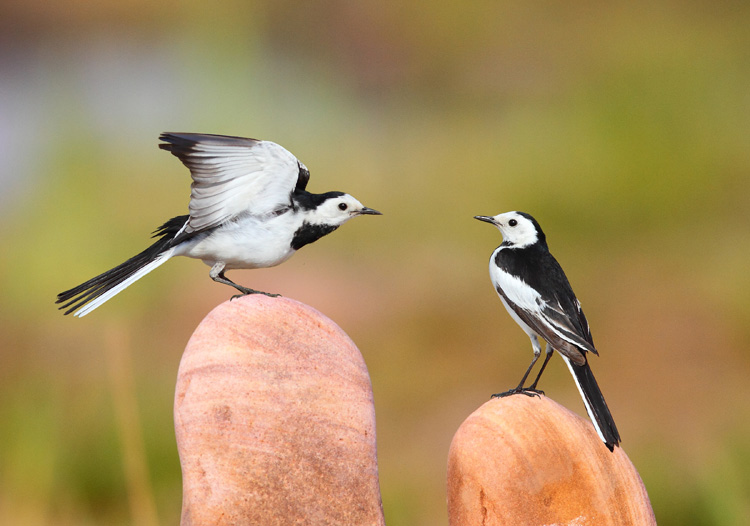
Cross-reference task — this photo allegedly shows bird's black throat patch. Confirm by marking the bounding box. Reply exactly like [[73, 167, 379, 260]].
[[291, 222, 340, 250]]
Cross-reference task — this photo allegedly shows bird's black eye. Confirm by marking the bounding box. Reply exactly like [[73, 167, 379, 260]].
[[338, 203, 348, 211], [509, 219, 518, 227]]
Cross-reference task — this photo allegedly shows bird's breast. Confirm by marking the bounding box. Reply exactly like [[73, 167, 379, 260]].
[[179, 214, 299, 269], [490, 264, 542, 313]]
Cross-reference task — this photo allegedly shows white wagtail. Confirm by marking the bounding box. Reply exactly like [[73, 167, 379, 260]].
[[474, 211, 620, 451], [56, 132, 381, 317]]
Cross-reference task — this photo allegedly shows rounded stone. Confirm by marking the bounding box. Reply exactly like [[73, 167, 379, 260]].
[[447, 396, 655, 526], [175, 295, 384, 526]]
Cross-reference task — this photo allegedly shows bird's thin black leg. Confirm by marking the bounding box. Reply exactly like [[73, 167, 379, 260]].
[[209, 263, 280, 299], [492, 335, 545, 399], [527, 344, 554, 391]]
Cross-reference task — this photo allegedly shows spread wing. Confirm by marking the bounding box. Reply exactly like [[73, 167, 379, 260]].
[[159, 133, 310, 234]]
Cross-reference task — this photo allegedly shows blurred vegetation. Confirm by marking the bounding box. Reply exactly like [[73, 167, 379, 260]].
[[1, 1, 749, 524]]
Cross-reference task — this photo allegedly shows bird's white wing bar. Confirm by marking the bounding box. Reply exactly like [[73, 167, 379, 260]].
[[539, 299, 597, 355], [491, 264, 593, 362], [160, 133, 303, 234]]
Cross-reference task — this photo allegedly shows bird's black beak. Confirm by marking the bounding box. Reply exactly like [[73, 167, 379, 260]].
[[474, 215, 495, 225], [359, 207, 382, 216]]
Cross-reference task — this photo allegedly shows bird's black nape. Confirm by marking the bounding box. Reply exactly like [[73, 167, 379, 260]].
[[292, 191, 345, 211], [514, 212, 547, 246]]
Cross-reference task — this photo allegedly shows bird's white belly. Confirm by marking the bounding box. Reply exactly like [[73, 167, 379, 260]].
[[498, 294, 538, 339], [489, 254, 543, 339], [177, 215, 297, 269]]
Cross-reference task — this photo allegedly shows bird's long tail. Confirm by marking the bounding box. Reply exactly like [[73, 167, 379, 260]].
[[562, 356, 621, 451], [56, 215, 189, 317]]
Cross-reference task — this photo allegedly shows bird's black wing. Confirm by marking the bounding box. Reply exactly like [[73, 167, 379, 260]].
[[493, 247, 597, 364], [532, 250, 596, 347], [495, 286, 590, 366]]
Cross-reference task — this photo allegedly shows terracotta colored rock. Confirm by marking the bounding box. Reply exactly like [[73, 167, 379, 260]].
[[447, 396, 655, 526], [174, 295, 384, 526]]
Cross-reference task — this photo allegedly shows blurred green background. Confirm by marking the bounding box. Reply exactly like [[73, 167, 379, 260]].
[[1, 1, 749, 524]]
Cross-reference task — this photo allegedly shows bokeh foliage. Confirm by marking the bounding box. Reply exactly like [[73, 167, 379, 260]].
[[1, 1, 749, 524]]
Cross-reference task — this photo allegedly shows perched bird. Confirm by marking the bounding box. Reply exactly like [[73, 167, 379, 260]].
[[474, 211, 620, 451], [57, 132, 381, 317]]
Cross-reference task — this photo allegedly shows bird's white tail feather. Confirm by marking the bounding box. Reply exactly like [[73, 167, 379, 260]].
[[75, 248, 176, 317], [562, 355, 607, 445]]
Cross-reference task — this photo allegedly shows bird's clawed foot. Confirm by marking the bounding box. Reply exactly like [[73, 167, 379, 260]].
[[230, 288, 282, 301], [491, 387, 545, 399], [212, 268, 281, 301]]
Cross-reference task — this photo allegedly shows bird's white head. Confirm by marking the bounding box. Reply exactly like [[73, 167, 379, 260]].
[[305, 192, 382, 226], [474, 211, 544, 249]]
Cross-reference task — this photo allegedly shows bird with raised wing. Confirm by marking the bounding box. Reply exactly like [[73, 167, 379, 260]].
[[57, 133, 381, 317], [475, 211, 620, 451]]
